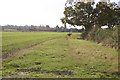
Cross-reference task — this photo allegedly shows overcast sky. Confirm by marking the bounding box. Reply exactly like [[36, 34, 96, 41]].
[[0, 0, 119, 27]]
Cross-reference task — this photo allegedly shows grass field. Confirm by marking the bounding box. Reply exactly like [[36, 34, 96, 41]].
[[2, 32, 118, 78], [2, 32, 67, 56]]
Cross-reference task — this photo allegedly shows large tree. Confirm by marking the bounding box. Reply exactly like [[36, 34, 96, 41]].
[[61, 2, 95, 31], [94, 2, 119, 29], [61, 1, 119, 29]]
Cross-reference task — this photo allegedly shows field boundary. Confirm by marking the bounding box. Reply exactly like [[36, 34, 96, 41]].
[[2, 37, 63, 59]]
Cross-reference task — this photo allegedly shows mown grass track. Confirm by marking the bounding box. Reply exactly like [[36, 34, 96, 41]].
[[2, 32, 118, 78], [2, 32, 67, 56]]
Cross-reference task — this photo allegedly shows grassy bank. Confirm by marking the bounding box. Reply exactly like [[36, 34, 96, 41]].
[[2, 32, 118, 78]]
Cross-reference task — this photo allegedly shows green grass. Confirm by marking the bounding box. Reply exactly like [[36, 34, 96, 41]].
[[2, 32, 67, 55], [2, 32, 118, 78]]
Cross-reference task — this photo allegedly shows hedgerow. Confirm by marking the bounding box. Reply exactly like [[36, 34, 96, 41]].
[[81, 25, 119, 49]]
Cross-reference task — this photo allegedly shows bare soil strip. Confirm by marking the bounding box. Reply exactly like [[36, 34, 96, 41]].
[[17, 69, 74, 75]]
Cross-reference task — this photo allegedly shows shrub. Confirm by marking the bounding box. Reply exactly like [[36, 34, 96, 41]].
[[81, 25, 119, 49]]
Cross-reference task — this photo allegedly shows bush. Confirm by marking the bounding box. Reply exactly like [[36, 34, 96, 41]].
[[81, 25, 119, 49]]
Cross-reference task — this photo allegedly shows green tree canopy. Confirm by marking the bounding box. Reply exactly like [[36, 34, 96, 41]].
[[61, 1, 119, 29]]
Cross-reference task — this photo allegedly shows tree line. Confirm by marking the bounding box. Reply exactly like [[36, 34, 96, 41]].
[[1, 25, 82, 32], [61, 1, 119, 32], [61, 1, 120, 49]]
